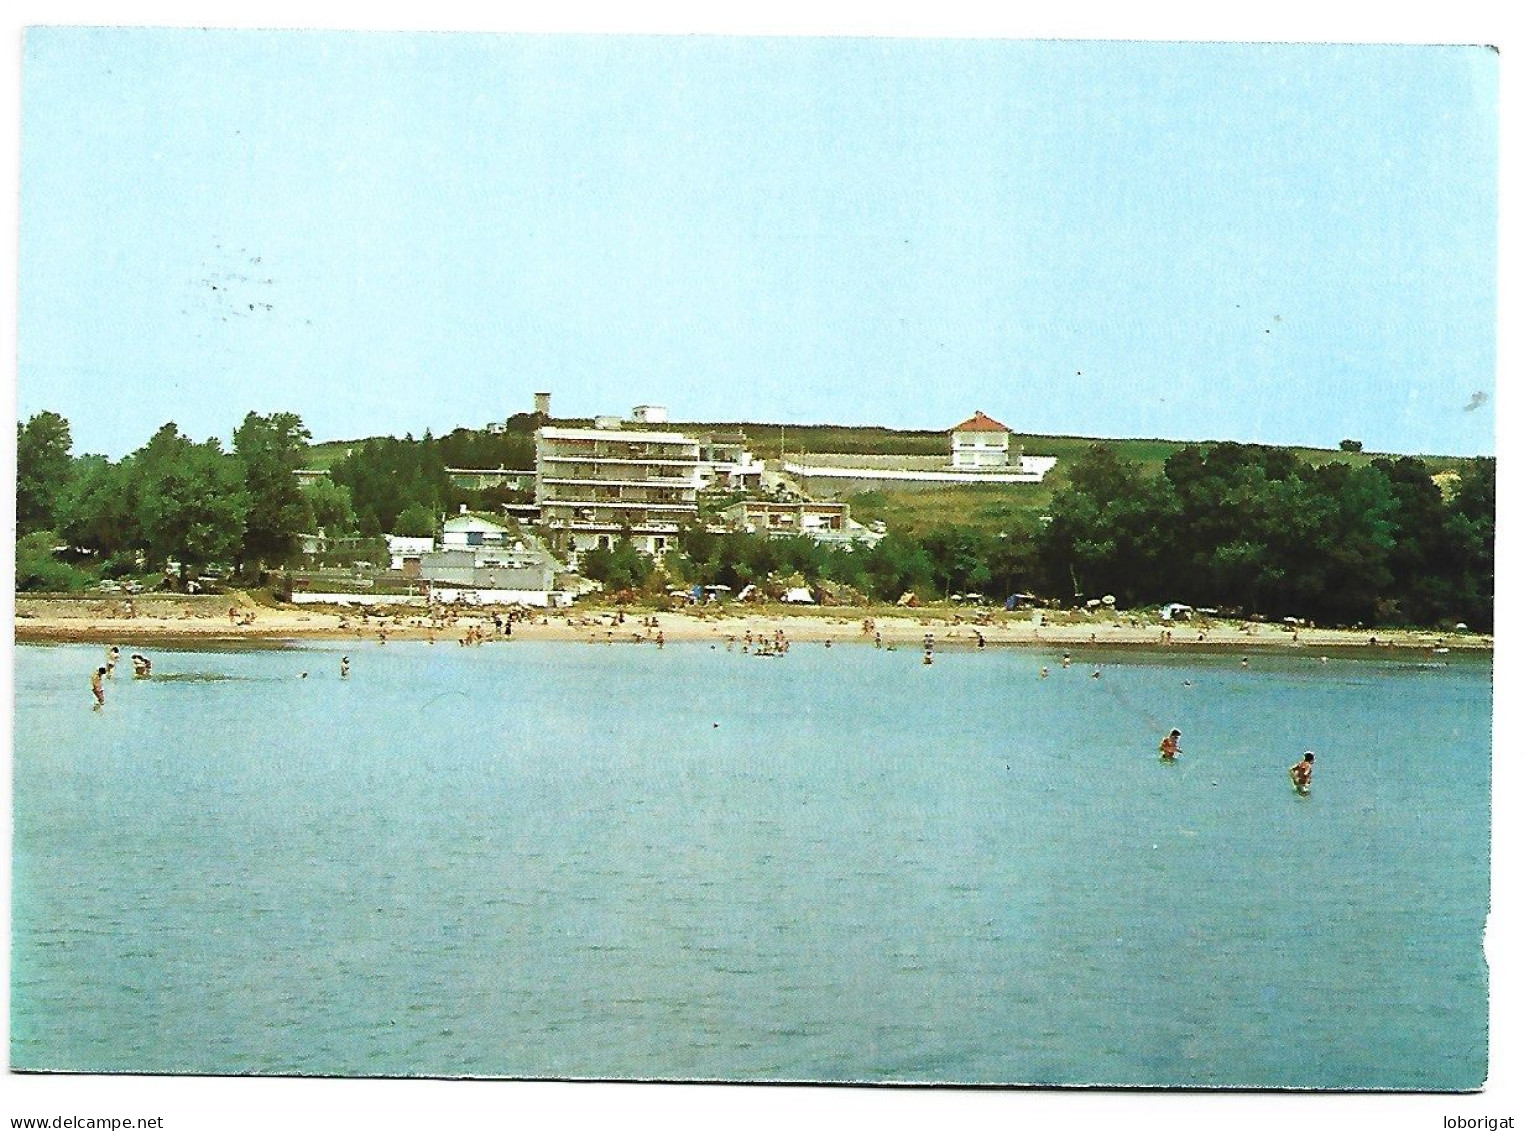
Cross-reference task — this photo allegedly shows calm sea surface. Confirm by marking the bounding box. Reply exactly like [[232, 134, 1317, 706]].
[[11, 639, 1490, 1087]]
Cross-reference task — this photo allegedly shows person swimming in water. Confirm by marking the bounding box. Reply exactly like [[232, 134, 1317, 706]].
[[1289, 751, 1315, 795], [340, 656, 350, 678], [1159, 729, 1181, 761], [130, 654, 151, 678]]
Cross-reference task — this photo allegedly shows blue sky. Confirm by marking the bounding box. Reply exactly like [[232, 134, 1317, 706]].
[[19, 29, 1497, 458]]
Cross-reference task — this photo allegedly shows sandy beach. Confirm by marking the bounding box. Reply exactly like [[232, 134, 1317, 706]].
[[12, 594, 1488, 653]]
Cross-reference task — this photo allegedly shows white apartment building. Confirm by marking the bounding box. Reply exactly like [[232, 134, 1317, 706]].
[[535, 425, 703, 557], [697, 432, 766, 490]]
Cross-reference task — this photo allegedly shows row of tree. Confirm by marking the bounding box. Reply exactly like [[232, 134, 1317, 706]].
[[1040, 442, 1493, 630], [18, 410, 315, 587]]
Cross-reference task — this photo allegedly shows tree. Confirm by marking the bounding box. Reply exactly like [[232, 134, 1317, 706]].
[[15, 531, 94, 592], [393, 503, 438, 538], [132, 423, 248, 583], [920, 524, 994, 596], [16, 411, 75, 534], [57, 455, 140, 559], [331, 435, 445, 534], [1339, 439, 1364, 453], [859, 532, 936, 601], [302, 478, 358, 534], [1445, 458, 1495, 631], [985, 526, 1041, 600], [233, 412, 313, 572], [1039, 444, 1174, 603], [1310, 462, 1399, 624], [581, 539, 654, 593], [1372, 457, 1453, 624]]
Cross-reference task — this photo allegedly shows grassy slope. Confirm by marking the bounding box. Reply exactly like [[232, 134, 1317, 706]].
[[301, 439, 361, 470], [842, 485, 1057, 536]]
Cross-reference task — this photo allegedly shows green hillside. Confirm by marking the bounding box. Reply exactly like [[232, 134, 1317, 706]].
[[301, 439, 363, 470]]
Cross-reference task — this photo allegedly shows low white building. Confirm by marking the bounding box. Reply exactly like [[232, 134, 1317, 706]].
[[385, 534, 436, 572], [440, 511, 514, 550], [721, 499, 883, 547], [418, 527, 565, 605]]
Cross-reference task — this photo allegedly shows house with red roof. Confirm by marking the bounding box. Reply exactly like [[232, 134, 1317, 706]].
[[949, 410, 1015, 470]]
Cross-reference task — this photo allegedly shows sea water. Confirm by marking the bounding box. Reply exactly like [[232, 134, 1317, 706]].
[[10, 640, 1491, 1088]]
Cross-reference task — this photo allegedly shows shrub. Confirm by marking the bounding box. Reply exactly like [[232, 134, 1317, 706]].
[[16, 532, 97, 592]]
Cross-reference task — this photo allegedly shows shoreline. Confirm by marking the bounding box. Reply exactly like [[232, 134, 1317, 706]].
[[12, 597, 1490, 653]]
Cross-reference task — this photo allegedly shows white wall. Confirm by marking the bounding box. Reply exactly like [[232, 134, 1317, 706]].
[[430, 588, 570, 608]]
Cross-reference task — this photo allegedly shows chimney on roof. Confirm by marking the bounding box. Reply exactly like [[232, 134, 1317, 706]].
[[534, 391, 551, 417]]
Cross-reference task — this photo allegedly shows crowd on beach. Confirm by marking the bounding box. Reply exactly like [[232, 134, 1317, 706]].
[[22, 588, 1476, 661]]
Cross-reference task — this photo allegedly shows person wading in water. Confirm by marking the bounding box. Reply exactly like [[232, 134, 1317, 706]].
[[1289, 751, 1315, 795]]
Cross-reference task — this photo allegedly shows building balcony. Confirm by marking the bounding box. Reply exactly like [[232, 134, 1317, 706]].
[[539, 499, 698, 513], [541, 474, 699, 489], [547, 519, 685, 535], [539, 442, 697, 460]]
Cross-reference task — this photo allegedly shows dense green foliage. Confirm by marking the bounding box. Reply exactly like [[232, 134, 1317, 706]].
[[1040, 443, 1493, 629], [15, 410, 542, 590], [16, 411, 75, 534], [132, 423, 250, 579], [328, 424, 536, 535], [301, 477, 358, 533], [580, 540, 657, 593], [654, 524, 1038, 605], [393, 503, 439, 539], [15, 531, 96, 592], [330, 435, 447, 535], [17, 410, 310, 589], [233, 412, 313, 570]]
